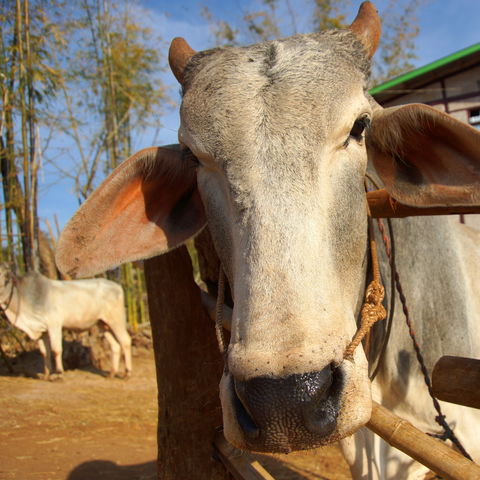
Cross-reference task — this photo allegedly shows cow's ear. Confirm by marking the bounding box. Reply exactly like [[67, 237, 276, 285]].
[[56, 145, 206, 278], [367, 104, 480, 207]]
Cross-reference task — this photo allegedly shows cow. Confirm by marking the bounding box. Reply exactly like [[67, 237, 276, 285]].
[[55, 2, 480, 478], [0, 264, 132, 379]]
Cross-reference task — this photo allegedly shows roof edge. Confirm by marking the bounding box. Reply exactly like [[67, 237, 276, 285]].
[[370, 43, 480, 95]]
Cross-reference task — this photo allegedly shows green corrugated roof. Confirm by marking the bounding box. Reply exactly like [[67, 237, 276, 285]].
[[370, 43, 480, 95]]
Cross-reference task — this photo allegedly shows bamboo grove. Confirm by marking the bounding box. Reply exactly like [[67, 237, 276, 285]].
[[1, 0, 42, 273], [0, 0, 166, 329]]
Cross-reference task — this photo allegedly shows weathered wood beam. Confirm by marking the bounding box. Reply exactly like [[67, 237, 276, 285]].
[[367, 189, 480, 218], [432, 356, 480, 410]]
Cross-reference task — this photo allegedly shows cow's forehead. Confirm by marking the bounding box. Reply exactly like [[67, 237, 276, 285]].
[[180, 30, 371, 160], [184, 30, 370, 89]]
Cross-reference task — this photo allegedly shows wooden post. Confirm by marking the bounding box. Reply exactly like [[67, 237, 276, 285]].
[[144, 246, 229, 480], [432, 356, 480, 409], [367, 402, 480, 480], [194, 228, 221, 293]]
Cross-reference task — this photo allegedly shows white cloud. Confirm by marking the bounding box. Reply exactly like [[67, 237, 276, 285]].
[[128, 3, 213, 51]]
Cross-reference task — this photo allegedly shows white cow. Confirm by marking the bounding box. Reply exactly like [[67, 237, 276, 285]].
[[0, 264, 132, 378]]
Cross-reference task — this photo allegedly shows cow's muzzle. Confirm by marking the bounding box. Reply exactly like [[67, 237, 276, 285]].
[[228, 364, 343, 452]]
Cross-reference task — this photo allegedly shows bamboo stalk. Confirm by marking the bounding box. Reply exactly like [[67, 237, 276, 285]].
[[102, 0, 119, 169], [24, 0, 40, 272], [44, 218, 57, 249], [127, 263, 137, 331], [136, 265, 146, 325], [213, 432, 276, 480], [53, 214, 61, 240], [48, 216, 71, 280], [367, 402, 480, 480], [16, 0, 32, 271], [1, 12, 23, 267], [0, 210, 3, 263], [15, 0, 38, 272]]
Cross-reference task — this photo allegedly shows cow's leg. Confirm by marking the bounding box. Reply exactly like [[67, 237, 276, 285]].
[[105, 324, 132, 378], [342, 427, 431, 480], [37, 334, 52, 380], [48, 327, 64, 375], [103, 330, 122, 377], [340, 428, 380, 480], [119, 331, 132, 378]]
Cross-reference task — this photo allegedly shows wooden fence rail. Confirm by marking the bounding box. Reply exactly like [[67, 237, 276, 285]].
[[367, 402, 480, 480], [214, 434, 276, 480], [366, 189, 480, 218], [432, 356, 480, 410]]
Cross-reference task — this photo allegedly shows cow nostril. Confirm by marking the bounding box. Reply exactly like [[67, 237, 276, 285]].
[[300, 364, 333, 400], [232, 380, 260, 439], [229, 364, 343, 448], [302, 365, 342, 437], [303, 400, 337, 437]]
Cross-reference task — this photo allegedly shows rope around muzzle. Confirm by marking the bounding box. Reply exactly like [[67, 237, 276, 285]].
[[344, 213, 387, 361]]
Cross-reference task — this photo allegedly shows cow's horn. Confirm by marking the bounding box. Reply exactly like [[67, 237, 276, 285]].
[[349, 2, 381, 58], [169, 37, 196, 84]]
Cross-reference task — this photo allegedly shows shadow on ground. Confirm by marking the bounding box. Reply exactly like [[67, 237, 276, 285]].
[[67, 455, 329, 480], [0, 343, 108, 378], [67, 459, 156, 480]]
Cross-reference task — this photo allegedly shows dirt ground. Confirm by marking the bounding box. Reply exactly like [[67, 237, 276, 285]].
[[0, 347, 350, 480]]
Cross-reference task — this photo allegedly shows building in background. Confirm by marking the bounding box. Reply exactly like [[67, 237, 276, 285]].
[[371, 43, 480, 129], [371, 43, 480, 226]]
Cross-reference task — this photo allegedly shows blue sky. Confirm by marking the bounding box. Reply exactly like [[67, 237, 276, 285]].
[[40, 0, 480, 232]]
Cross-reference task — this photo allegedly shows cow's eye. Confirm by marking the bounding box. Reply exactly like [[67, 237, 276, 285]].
[[350, 115, 370, 140], [182, 147, 200, 166], [345, 115, 371, 147]]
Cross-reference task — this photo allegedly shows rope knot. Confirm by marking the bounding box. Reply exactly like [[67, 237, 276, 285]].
[[361, 280, 387, 325], [364, 280, 385, 305], [344, 279, 387, 360]]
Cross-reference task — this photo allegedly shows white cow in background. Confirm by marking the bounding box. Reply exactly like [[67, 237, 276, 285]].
[[0, 264, 132, 378]]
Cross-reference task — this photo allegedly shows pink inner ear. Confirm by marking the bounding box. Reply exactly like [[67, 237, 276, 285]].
[[369, 104, 480, 208], [56, 146, 206, 278]]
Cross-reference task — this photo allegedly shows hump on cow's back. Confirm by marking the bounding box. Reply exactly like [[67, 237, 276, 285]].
[[20, 272, 51, 310]]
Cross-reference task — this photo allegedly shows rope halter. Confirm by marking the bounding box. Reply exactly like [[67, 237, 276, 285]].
[[344, 205, 387, 361]]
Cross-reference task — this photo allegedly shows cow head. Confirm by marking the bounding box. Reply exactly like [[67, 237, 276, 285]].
[[56, 2, 480, 453]]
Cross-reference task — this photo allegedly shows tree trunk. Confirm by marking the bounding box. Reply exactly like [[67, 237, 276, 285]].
[[144, 246, 229, 480]]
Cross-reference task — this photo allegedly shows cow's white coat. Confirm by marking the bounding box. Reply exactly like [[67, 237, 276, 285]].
[[0, 266, 131, 378]]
